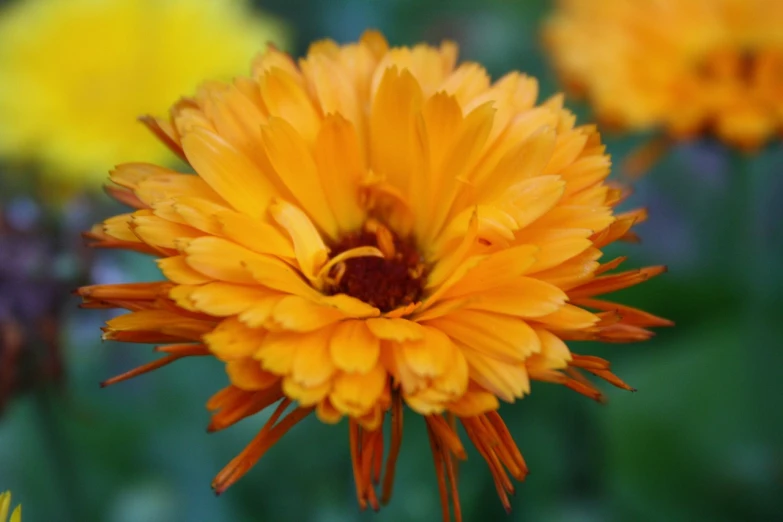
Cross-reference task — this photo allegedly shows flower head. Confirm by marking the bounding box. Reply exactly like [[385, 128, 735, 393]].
[[78, 31, 670, 519], [0, 0, 288, 185], [0, 491, 21, 522], [545, 0, 783, 150]]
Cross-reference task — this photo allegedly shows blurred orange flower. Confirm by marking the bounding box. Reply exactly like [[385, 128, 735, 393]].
[[0, 0, 288, 186], [78, 31, 669, 520], [545, 0, 783, 150]]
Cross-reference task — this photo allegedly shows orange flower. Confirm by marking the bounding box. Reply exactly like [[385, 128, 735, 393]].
[[545, 0, 783, 151], [78, 31, 670, 520]]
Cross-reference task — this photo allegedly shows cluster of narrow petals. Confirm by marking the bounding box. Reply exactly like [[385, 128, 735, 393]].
[[545, 0, 783, 150], [79, 31, 670, 520]]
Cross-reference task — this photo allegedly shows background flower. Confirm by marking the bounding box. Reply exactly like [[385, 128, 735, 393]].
[[0, 0, 289, 187], [544, 0, 783, 150], [0, 491, 21, 522]]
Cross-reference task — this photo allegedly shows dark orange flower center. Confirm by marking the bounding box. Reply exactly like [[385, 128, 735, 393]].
[[324, 221, 426, 312]]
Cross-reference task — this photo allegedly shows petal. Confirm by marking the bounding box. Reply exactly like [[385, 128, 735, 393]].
[[226, 359, 279, 391], [462, 349, 530, 402], [269, 200, 329, 279], [369, 67, 423, 194], [182, 127, 278, 219], [283, 377, 332, 407], [260, 67, 321, 145], [447, 389, 500, 416], [268, 295, 349, 332], [460, 277, 568, 318], [184, 236, 259, 284], [365, 317, 426, 342], [216, 210, 295, 259], [290, 326, 336, 386], [330, 364, 388, 416], [424, 309, 541, 363], [158, 256, 212, 285], [204, 317, 266, 361], [329, 320, 381, 373], [313, 115, 366, 232], [261, 118, 338, 236], [398, 326, 456, 378], [440, 244, 539, 299], [171, 282, 280, 317], [532, 304, 599, 329]]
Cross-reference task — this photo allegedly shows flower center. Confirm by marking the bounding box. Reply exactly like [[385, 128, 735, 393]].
[[323, 220, 426, 312]]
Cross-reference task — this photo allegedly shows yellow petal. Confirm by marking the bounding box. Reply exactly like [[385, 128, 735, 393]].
[[516, 228, 593, 274], [241, 252, 323, 298], [313, 115, 366, 232], [216, 210, 295, 259], [169, 197, 227, 235], [226, 359, 279, 391], [423, 310, 541, 363], [399, 327, 455, 378], [369, 67, 423, 194], [462, 349, 530, 402], [238, 295, 287, 328], [132, 214, 203, 249], [460, 277, 567, 318], [496, 175, 566, 229], [447, 390, 500, 416], [254, 331, 300, 374], [365, 317, 425, 342], [260, 67, 321, 145], [330, 364, 387, 416], [290, 326, 336, 386], [300, 53, 363, 134], [315, 398, 343, 425], [173, 282, 281, 317], [329, 320, 380, 373], [158, 256, 212, 285], [424, 101, 495, 242], [203, 317, 266, 361], [532, 304, 599, 329], [269, 200, 329, 279], [0, 492, 10, 522], [440, 244, 538, 299], [527, 329, 572, 372], [268, 295, 348, 332], [261, 118, 338, 237], [283, 377, 332, 406], [184, 236, 258, 284], [182, 127, 278, 219]]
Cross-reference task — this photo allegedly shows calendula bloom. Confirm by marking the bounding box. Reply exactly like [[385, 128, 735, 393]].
[[0, 491, 21, 522], [0, 0, 288, 186], [78, 31, 670, 520], [545, 0, 783, 151]]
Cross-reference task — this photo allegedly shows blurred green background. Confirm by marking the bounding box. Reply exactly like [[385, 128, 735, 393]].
[[1, 1, 782, 521]]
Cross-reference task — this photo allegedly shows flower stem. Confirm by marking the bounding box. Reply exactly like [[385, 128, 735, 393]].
[[33, 388, 84, 522], [729, 151, 773, 432]]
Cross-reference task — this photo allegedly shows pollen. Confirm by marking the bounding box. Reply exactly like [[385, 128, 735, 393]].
[[323, 220, 426, 312]]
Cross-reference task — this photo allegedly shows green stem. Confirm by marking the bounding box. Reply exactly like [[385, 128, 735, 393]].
[[33, 388, 84, 522], [729, 152, 772, 438]]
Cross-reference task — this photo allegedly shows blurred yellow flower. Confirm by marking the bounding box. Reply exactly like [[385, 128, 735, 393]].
[[545, 0, 783, 150], [0, 491, 21, 522], [78, 31, 669, 520], [0, 0, 288, 185]]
